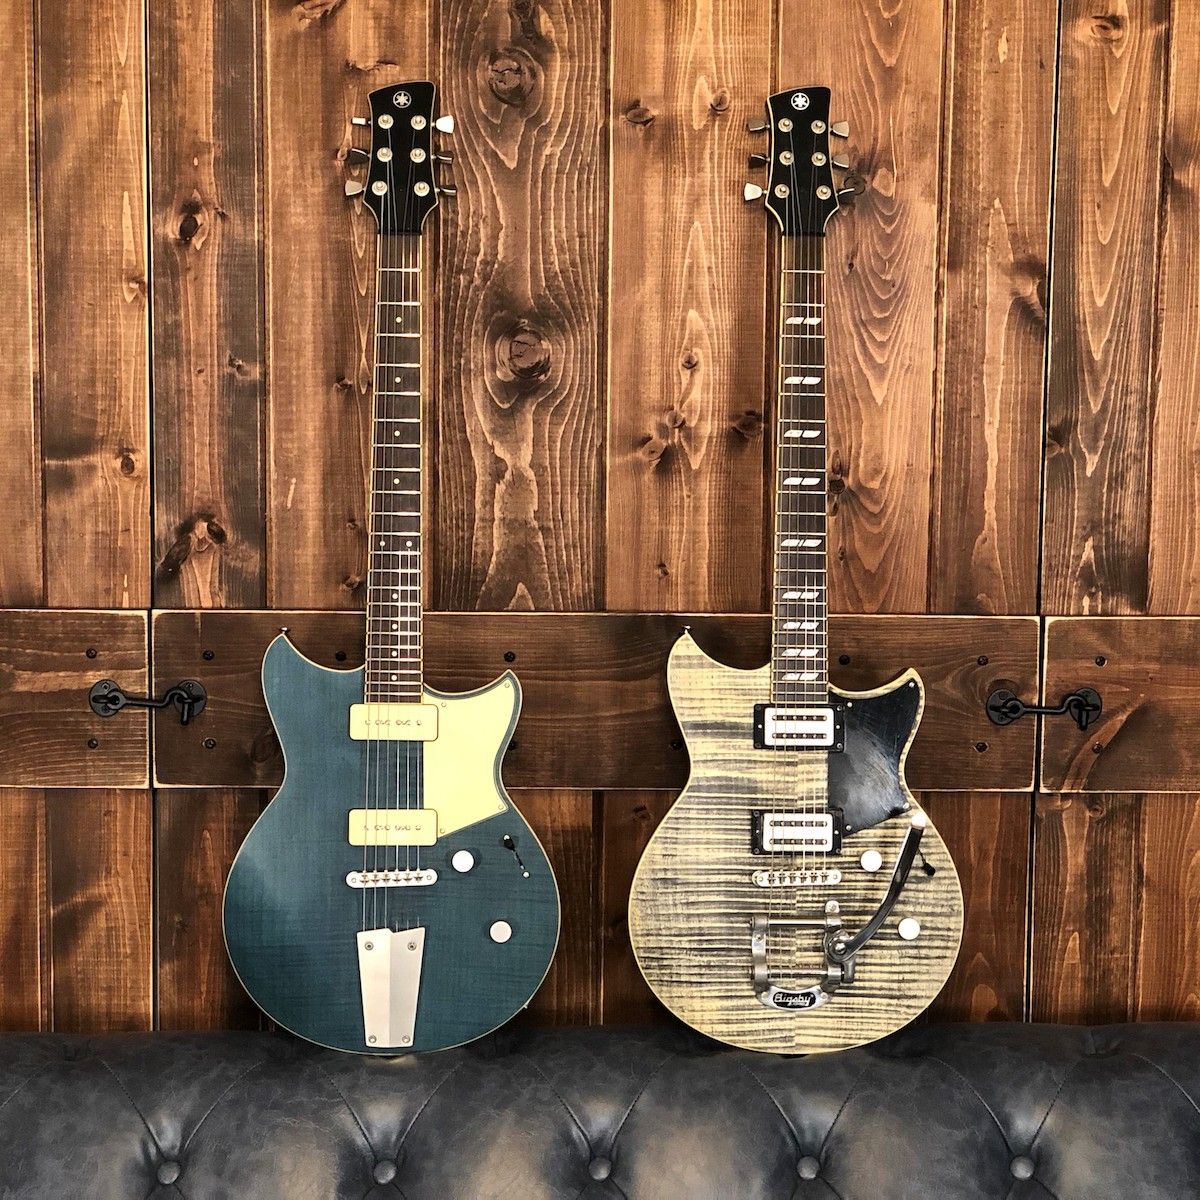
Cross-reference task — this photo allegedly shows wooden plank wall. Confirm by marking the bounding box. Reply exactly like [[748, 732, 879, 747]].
[[2, 0, 1200, 1034]]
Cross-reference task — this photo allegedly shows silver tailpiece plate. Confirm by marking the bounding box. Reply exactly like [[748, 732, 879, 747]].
[[357, 926, 425, 1049]]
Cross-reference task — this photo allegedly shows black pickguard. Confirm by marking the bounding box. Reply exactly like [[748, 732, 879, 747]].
[[827, 679, 920, 836]]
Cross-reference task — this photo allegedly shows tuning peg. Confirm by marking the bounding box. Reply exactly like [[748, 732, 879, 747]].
[[747, 116, 769, 134], [748, 153, 769, 169], [344, 179, 365, 197], [830, 121, 850, 138], [743, 182, 765, 202], [435, 115, 455, 134], [434, 151, 454, 164], [346, 147, 370, 163], [438, 183, 457, 198], [831, 153, 850, 169], [351, 116, 369, 127]]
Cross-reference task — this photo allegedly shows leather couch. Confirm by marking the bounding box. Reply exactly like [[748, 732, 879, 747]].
[[0, 1022, 1193, 1199]]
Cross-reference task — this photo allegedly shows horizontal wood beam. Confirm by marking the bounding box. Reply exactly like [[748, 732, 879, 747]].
[[152, 611, 1038, 791], [1043, 617, 1200, 792]]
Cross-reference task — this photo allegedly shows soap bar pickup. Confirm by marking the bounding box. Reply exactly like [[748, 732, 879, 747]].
[[349, 702, 439, 741], [348, 808, 438, 847]]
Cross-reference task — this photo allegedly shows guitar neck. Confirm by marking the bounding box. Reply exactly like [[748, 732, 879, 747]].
[[365, 232, 424, 703], [771, 234, 827, 705]]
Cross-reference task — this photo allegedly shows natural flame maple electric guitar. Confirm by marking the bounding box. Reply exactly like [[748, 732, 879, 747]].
[[224, 83, 559, 1054], [629, 87, 963, 1053]]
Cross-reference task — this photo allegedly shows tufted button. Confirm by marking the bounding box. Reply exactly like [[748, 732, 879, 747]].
[[797, 1156, 820, 1180], [156, 1161, 181, 1185], [1010, 1156, 1035, 1180], [373, 1160, 398, 1185], [588, 1156, 612, 1181]]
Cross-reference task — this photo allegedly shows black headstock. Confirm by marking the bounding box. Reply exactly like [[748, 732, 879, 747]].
[[744, 87, 854, 236], [345, 81, 455, 234]]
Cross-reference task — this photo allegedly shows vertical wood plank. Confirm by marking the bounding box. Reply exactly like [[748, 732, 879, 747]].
[[1148, 0, 1200, 614], [0, 791, 47, 1031], [605, 0, 771, 612], [36, 0, 150, 607], [777, 0, 944, 613], [433, 0, 605, 611], [930, 0, 1057, 614], [1041, 0, 1168, 615], [599, 791, 672, 1024], [520, 790, 599, 1024], [264, 1, 429, 607], [157, 790, 263, 1030], [46, 790, 152, 1032], [1031, 793, 1200, 1022], [0, 0, 42, 607], [922, 792, 1029, 1022], [149, 0, 266, 608]]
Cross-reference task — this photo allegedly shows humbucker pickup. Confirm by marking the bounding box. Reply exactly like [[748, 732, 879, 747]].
[[752, 810, 844, 855], [753, 703, 844, 750]]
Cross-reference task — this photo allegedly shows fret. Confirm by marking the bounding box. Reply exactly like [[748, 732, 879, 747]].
[[365, 233, 425, 703], [772, 235, 828, 705]]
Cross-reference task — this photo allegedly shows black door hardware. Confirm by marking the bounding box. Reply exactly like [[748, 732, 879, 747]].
[[985, 687, 1102, 732], [89, 679, 207, 726]]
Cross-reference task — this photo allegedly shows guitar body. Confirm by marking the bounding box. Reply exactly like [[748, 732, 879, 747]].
[[223, 635, 560, 1054], [629, 631, 963, 1053]]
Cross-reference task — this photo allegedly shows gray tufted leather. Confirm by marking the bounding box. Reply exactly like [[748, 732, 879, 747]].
[[0, 1023, 1196, 1199]]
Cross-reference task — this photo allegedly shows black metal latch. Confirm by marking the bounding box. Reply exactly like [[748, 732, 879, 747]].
[[986, 687, 1102, 732], [89, 679, 207, 726]]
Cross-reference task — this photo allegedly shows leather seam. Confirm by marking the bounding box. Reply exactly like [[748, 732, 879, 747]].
[[817, 1064, 871, 1159], [738, 1060, 804, 1150], [607, 1056, 674, 1149], [1127, 1052, 1200, 1122], [1028, 1056, 1081, 1150], [97, 1056, 165, 1157], [524, 1058, 592, 1149], [0, 1069, 36, 1117], [394, 1059, 466, 1150], [922, 1055, 1014, 1154], [313, 1060, 377, 1156], [181, 1059, 269, 1153]]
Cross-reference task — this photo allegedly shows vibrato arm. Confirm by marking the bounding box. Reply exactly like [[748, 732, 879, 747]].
[[826, 813, 927, 964]]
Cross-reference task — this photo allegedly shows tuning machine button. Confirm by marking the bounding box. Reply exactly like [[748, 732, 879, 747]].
[[747, 116, 769, 134], [344, 180, 365, 197], [434, 114, 455, 134], [743, 182, 765, 202], [346, 147, 370, 163], [748, 153, 769, 169], [438, 184, 457, 198], [434, 151, 454, 164], [351, 116, 369, 127], [830, 120, 850, 138], [831, 153, 851, 169]]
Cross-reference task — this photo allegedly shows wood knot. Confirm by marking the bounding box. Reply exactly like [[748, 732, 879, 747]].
[[665, 408, 686, 430], [622, 102, 656, 127], [341, 572, 364, 593], [1090, 12, 1124, 40], [730, 410, 762, 440], [708, 88, 730, 114], [496, 321, 551, 382], [117, 447, 138, 476], [655, 562, 669, 578], [828, 476, 845, 495], [488, 48, 538, 106], [680, 350, 699, 371], [637, 434, 668, 468], [295, 0, 345, 26]]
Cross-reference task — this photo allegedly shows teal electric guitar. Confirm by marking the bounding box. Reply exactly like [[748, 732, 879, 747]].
[[224, 82, 560, 1055]]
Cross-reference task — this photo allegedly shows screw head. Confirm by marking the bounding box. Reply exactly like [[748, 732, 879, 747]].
[[87, 738, 99, 750], [977, 654, 988, 666], [202, 649, 215, 661], [85, 647, 98, 659], [203, 737, 216, 750], [503, 650, 516, 663], [1095, 655, 1107, 666]]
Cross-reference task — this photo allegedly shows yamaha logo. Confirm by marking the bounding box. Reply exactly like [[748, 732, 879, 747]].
[[394, 90, 412, 108], [791, 93, 810, 110]]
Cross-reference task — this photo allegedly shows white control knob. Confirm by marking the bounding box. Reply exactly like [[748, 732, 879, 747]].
[[859, 849, 883, 873], [489, 920, 513, 944], [897, 917, 921, 941], [451, 849, 475, 873]]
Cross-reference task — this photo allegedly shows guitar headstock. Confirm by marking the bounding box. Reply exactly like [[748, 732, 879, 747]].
[[345, 81, 455, 234], [744, 87, 858, 236]]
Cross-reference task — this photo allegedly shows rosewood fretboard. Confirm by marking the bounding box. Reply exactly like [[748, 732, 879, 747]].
[[365, 232, 424, 703], [770, 234, 828, 707]]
